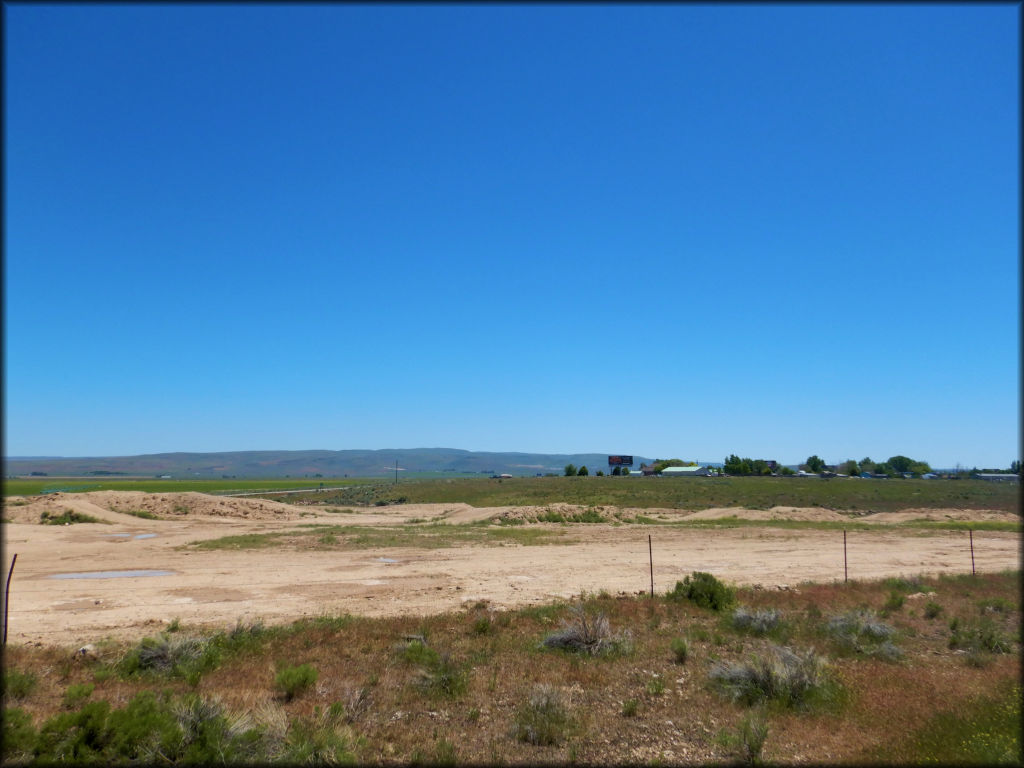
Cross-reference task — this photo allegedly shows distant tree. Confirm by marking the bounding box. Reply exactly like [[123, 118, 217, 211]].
[[564, 464, 577, 477], [839, 459, 859, 476], [596, 470, 604, 476], [577, 465, 589, 476], [886, 456, 914, 473], [651, 459, 686, 473], [1012, 460, 1021, 474], [779, 466, 795, 476], [859, 457, 876, 473], [805, 455, 826, 473], [610, 466, 622, 476]]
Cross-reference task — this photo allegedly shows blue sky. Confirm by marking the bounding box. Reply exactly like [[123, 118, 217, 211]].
[[4, 4, 1019, 468]]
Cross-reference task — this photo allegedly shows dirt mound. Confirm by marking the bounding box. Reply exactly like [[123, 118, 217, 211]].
[[3, 491, 304, 523], [861, 508, 1019, 524], [681, 506, 851, 522]]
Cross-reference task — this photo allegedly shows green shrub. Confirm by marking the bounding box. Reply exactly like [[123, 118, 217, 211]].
[[2, 670, 37, 701], [472, 614, 492, 635], [924, 601, 943, 619], [667, 572, 736, 612], [39, 509, 102, 525], [646, 676, 665, 695], [275, 664, 318, 701], [881, 590, 905, 613], [62, 683, 95, 708], [2, 707, 36, 761], [670, 637, 689, 664], [622, 698, 639, 717], [512, 685, 569, 745]]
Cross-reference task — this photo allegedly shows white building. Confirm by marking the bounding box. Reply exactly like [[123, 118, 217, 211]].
[[660, 466, 713, 477]]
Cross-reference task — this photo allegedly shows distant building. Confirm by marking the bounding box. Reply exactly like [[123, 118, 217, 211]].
[[660, 466, 713, 477], [976, 473, 1019, 483]]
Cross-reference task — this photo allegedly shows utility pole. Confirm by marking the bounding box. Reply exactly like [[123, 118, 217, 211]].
[[395, 459, 398, 485]]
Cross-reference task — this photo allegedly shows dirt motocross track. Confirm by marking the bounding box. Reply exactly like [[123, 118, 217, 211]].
[[3, 491, 1019, 647]]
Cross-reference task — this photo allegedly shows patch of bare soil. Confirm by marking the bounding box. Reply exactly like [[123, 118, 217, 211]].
[[2, 491, 1019, 647]]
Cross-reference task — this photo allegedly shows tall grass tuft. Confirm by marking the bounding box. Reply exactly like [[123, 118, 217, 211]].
[[709, 645, 833, 708], [542, 603, 633, 656], [512, 685, 570, 745]]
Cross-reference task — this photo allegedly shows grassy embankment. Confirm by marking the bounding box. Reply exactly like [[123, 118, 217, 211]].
[[3, 571, 1019, 764], [2, 477, 373, 497]]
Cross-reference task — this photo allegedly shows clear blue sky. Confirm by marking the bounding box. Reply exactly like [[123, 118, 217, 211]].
[[4, 4, 1019, 468]]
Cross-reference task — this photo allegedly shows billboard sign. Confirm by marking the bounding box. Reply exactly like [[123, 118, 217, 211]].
[[608, 455, 634, 466]]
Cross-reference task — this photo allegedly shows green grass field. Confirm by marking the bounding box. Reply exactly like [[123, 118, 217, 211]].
[[263, 475, 1022, 514], [4, 474, 1019, 514]]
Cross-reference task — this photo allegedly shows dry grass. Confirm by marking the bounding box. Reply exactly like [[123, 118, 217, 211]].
[[2, 572, 1019, 764]]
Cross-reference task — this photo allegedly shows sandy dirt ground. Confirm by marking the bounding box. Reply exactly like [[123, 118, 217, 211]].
[[2, 492, 1019, 647]]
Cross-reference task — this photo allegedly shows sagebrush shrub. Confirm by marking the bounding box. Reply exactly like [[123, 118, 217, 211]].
[[732, 606, 782, 636], [826, 610, 898, 658], [710, 644, 831, 708]]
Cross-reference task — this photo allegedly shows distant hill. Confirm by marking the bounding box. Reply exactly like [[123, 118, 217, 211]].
[[3, 449, 656, 478]]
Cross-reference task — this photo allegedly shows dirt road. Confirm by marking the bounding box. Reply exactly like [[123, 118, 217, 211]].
[[2, 492, 1018, 647]]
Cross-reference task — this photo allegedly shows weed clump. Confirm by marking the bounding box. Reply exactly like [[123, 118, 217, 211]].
[[948, 616, 1013, 655], [398, 638, 468, 698], [512, 685, 570, 745], [667, 572, 736, 611], [542, 604, 632, 656], [709, 644, 833, 708]]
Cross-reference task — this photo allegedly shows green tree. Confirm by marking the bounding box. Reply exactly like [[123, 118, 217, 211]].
[[564, 464, 577, 477], [859, 457, 876, 473], [577, 465, 589, 476], [887, 456, 914, 473], [1012, 460, 1021, 474], [595, 470, 604, 476], [840, 459, 859, 476], [805, 455, 826, 473], [610, 465, 621, 476]]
